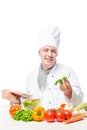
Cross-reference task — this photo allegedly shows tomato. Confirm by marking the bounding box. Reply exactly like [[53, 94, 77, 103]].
[[64, 110, 72, 120], [9, 104, 21, 116], [60, 103, 66, 109], [56, 109, 65, 122], [32, 106, 46, 121], [45, 109, 56, 122]]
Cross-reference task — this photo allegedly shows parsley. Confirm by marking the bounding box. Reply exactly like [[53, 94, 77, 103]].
[[54, 76, 67, 85]]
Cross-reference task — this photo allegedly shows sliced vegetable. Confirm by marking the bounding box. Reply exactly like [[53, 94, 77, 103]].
[[32, 106, 46, 121], [23, 99, 40, 110], [63, 114, 84, 124]]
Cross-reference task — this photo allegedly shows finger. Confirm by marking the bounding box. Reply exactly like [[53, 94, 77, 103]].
[[59, 84, 66, 91], [65, 80, 70, 86], [62, 80, 68, 89], [60, 83, 70, 92], [63, 80, 71, 88], [59, 84, 63, 91]]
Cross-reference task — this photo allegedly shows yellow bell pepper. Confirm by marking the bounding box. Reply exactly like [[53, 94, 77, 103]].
[[32, 106, 46, 121]]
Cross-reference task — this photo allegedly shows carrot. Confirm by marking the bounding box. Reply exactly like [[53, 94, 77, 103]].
[[63, 114, 84, 124]]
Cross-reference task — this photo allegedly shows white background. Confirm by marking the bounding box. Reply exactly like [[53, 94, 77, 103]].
[[0, 0, 87, 104]]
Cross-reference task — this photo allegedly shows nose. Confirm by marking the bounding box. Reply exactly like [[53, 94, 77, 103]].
[[47, 50, 52, 56]]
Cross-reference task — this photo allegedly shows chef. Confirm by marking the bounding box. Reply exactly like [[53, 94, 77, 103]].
[[2, 26, 83, 109]]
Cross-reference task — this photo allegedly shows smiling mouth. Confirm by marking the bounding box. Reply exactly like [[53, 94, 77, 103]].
[[45, 56, 53, 60], [46, 58, 53, 61]]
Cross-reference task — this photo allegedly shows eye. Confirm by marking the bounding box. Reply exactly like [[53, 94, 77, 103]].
[[51, 49, 57, 53]]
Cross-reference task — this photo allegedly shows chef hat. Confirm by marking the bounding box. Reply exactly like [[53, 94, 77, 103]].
[[38, 26, 60, 50]]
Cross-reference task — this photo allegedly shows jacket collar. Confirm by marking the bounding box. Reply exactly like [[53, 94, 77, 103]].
[[40, 62, 58, 74]]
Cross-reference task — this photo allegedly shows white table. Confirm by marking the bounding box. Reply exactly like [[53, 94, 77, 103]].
[[0, 105, 87, 130]]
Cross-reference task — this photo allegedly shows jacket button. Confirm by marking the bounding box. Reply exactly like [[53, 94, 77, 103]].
[[49, 101, 51, 104]]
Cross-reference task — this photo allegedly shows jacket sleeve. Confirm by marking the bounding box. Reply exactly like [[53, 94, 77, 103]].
[[64, 70, 84, 106]]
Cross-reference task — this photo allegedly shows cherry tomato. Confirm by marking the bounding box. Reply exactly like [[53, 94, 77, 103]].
[[45, 109, 56, 122], [60, 103, 66, 109], [56, 109, 65, 122], [9, 104, 21, 116], [64, 110, 72, 120]]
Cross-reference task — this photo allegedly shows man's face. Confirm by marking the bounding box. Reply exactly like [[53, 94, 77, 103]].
[[38, 45, 58, 70]]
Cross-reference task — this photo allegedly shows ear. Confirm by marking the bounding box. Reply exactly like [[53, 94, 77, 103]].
[[38, 50, 40, 56], [57, 50, 58, 56]]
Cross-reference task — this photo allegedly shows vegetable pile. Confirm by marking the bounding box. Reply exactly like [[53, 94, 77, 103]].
[[9, 102, 87, 124], [45, 107, 72, 123], [9, 105, 45, 122]]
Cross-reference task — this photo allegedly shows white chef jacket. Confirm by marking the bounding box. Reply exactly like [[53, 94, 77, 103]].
[[25, 63, 83, 110]]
